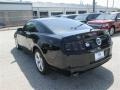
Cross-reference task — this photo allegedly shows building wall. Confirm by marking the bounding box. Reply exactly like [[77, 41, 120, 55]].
[[0, 10, 32, 26], [33, 7, 89, 18], [0, 2, 33, 27], [0, 2, 118, 27], [0, 3, 32, 11]]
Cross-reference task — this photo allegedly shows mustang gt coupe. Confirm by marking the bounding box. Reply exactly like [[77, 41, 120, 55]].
[[14, 17, 112, 75]]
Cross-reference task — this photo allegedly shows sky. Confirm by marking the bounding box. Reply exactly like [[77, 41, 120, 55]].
[[1, 0, 120, 8]]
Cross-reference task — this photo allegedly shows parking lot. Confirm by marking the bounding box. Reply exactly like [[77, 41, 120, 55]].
[[0, 30, 120, 90]]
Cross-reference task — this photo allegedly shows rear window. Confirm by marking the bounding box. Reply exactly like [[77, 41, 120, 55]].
[[75, 14, 99, 21], [87, 14, 100, 21], [67, 15, 77, 19], [40, 18, 92, 34], [75, 14, 89, 21], [96, 14, 116, 20]]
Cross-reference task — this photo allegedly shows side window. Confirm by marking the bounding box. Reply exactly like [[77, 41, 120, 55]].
[[117, 14, 120, 19], [35, 22, 52, 34], [92, 14, 99, 19], [67, 16, 75, 19], [23, 22, 37, 32], [87, 14, 94, 21], [87, 14, 99, 21], [23, 24, 28, 31], [96, 14, 100, 18]]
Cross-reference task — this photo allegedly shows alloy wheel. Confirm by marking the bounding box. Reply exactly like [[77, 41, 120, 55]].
[[35, 51, 44, 72]]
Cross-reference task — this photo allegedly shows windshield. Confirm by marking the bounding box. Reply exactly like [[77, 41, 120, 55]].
[[75, 14, 89, 21], [96, 14, 116, 20], [40, 18, 92, 34]]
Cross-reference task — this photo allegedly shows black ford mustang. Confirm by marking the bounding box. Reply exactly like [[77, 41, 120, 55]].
[[14, 17, 112, 75]]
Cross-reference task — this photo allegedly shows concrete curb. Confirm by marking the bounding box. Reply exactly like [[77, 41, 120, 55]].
[[0, 26, 23, 31]]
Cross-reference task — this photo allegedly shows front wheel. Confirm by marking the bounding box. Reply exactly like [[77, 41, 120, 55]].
[[34, 49, 48, 74], [109, 27, 115, 36]]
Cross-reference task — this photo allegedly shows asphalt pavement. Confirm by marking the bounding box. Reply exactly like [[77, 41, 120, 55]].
[[0, 30, 120, 90]]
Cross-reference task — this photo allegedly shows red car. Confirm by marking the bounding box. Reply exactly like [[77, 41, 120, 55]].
[[88, 12, 120, 35]]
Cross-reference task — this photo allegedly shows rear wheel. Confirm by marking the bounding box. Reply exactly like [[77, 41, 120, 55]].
[[34, 49, 48, 74], [109, 27, 115, 36]]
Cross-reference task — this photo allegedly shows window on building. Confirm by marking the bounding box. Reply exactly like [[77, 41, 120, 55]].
[[117, 13, 120, 19], [66, 11, 76, 14], [40, 12, 48, 18], [0, 12, 5, 23], [33, 11, 37, 16], [51, 12, 63, 16], [78, 11, 87, 14], [33, 11, 38, 18]]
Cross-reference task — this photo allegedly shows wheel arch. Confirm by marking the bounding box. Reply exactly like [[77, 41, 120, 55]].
[[32, 45, 48, 64], [111, 25, 115, 30], [32, 45, 42, 53]]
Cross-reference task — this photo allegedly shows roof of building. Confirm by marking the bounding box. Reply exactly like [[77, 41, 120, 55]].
[[0, 2, 32, 10], [32, 2, 118, 10], [0, 1, 32, 5]]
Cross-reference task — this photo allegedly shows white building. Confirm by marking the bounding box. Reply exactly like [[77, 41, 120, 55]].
[[32, 2, 119, 18], [0, 2, 32, 26]]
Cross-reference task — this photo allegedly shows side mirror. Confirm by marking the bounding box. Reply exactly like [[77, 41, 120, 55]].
[[17, 28, 23, 31]]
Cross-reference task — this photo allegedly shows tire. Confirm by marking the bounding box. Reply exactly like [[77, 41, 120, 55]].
[[15, 38, 21, 49], [34, 49, 48, 74], [109, 27, 115, 36]]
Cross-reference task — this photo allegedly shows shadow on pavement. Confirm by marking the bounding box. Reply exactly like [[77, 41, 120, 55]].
[[11, 48, 114, 90]]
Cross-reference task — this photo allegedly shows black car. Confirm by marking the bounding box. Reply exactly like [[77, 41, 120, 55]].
[[75, 13, 100, 23], [14, 17, 112, 75]]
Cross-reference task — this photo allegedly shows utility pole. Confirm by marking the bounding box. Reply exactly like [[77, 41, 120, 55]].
[[112, 0, 114, 8], [93, 0, 95, 12], [80, 0, 83, 5], [20, 0, 22, 2], [106, 0, 109, 12]]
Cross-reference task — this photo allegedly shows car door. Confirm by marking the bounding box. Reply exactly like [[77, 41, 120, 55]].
[[20, 22, 34, 50], [115, 13, 120, 31], [17, 26, 28, 48], [25, 21, 52, 51], [24, 22, 38, 51]]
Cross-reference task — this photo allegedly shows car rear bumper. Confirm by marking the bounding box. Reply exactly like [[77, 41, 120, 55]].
[[68, 55, 111, 73], [45, 46, 112, 73]]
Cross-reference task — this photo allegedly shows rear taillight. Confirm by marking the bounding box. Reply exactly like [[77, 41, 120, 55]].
[[64, 41, 85, 52]]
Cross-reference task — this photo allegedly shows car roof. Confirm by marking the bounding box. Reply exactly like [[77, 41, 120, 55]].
[[54, 14, 78, 17], [29, 17, 74, 23], [99, 12, 120, 15], [61, 14, 79, 16], [80, 13, 100, 15], [110, 12, 120, 14]]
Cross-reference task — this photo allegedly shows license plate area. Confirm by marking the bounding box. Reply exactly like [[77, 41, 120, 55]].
[[95, 51, 104, 61]]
